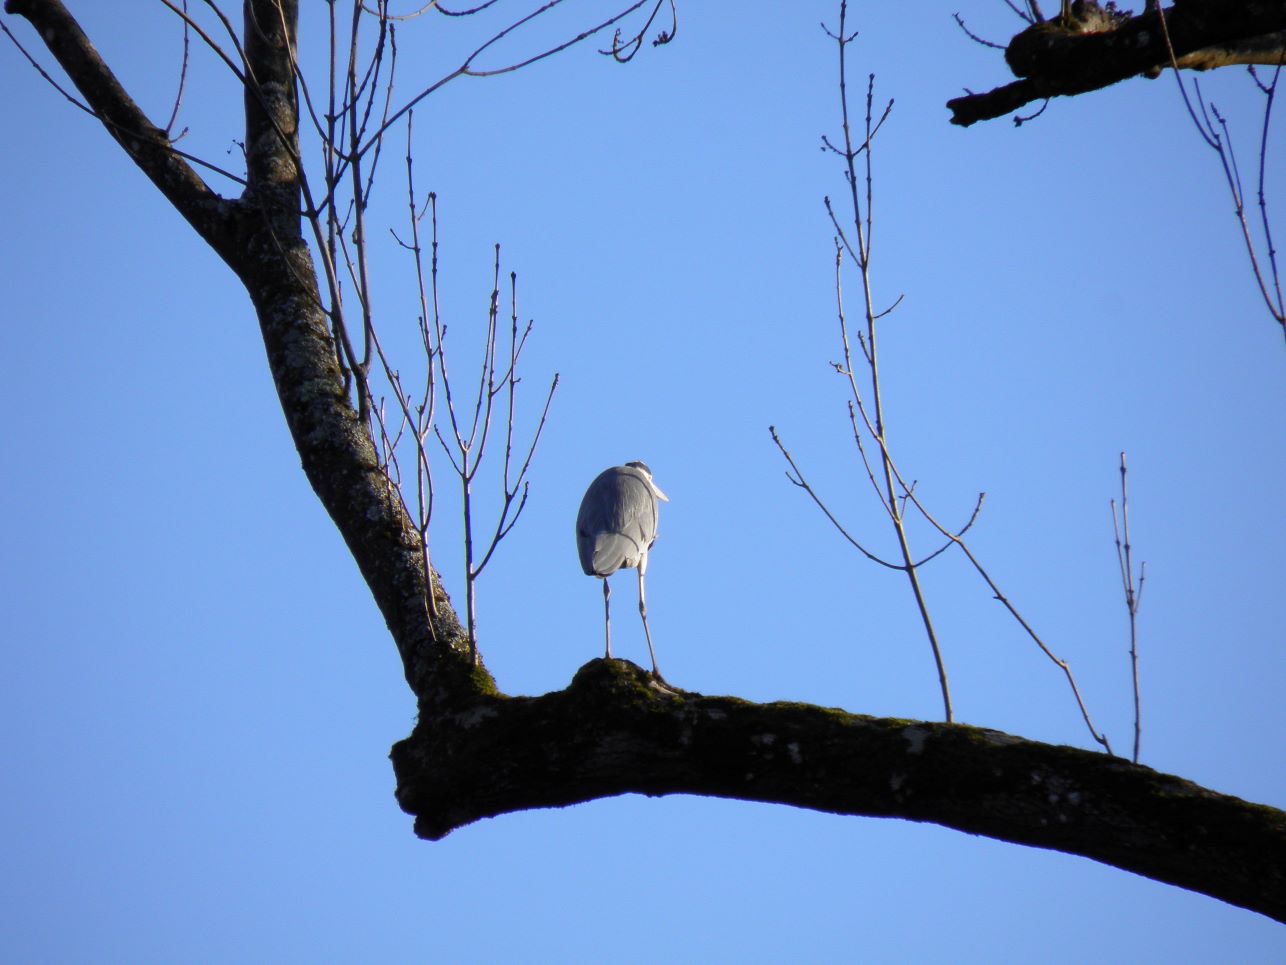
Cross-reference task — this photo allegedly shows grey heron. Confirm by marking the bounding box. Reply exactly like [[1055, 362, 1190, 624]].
[[575, 461, 669, 678]]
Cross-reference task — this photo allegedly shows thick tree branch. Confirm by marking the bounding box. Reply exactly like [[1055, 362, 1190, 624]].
[[393, 659, 1286, 923], [241, 0, 301, 228], [232, 0, 476, 700], [1169, 28, 1286, 71], [3, 0, 239, 263], [237, 228, 479, 699], [948, 1, 1286, 126]]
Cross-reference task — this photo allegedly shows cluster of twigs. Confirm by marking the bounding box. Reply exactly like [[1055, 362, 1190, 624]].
[[401, 192, 557, 656], [373, 115, 557, 657], [772, 0, 1112, 753], [276, 3, 548, 657]]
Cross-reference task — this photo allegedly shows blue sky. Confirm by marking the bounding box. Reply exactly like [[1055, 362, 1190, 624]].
[[2, 2, 1283, 961]]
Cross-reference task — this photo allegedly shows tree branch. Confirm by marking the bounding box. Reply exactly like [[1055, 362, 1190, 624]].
[[4, 0, 479, 700], [948, 1, 1286, 126], [233, 0, 477, 699], [393, 658, 1286, 923], [3, 0, 239, 262], [241, 0, 304, 227]]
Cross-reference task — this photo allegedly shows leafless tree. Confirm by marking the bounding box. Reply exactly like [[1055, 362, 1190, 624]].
[[2, 0, 1283, 923]]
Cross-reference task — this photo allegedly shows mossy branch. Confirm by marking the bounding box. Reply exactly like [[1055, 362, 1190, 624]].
[[394, 659, 1286, 923]]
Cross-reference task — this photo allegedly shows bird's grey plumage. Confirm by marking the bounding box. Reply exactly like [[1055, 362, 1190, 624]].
[[575, 461, 668, 678], [576, 463, 660, 577]]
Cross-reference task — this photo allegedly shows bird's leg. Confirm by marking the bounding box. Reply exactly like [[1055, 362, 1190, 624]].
[[602, 577, 613, 660], [637, 561, 663, 680]]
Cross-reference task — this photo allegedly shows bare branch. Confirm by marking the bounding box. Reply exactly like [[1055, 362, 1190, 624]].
[[602, 0, 675, 64], [947, 3, 1286, 127], [1111, 452, 1146, 764], [435, 0, 503, 15], [776, 2, 1116, 748], [161, 0, 192, 136], [953, 12, 1006, 51], [356, 0, 662, 159], [776, 5, 955, 721], [4, 0, 238, 261], [154, 0, 246, 88], [911, 492, 985, 568], [1155, 8, 1285, 336], [1011, 0, 1039, 25], [768, 426, 902, 570]]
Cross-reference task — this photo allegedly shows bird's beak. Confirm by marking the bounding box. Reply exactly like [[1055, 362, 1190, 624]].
[[651, 481, 669, 502]]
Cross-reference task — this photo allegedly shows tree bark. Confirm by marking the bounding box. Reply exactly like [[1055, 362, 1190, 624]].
[[948, 1, 1286, 127], [7, 0, 1285, 925], [233, 1, 476, 700], [393, 658, 1286, 923]]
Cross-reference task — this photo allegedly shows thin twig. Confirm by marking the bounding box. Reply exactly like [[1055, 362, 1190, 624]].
[[356, 0, 660, 159], [769, 427, 901, 570], [601, 0, 675, 63], [1155, 4, 1285, 337], [162, 0, 192, 137], [833, 360, 1114, 752], [952, 13, 1005, 50], [1111, 452, 1146, 764]]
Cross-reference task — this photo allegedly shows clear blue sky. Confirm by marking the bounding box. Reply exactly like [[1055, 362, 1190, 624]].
[[2, 2, 1283, 961]]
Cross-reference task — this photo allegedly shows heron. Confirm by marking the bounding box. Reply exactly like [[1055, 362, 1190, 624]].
[[575, 461, 669, 678]]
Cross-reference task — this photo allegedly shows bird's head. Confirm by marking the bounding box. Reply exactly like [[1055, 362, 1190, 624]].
[[625, 460, 669, 502]]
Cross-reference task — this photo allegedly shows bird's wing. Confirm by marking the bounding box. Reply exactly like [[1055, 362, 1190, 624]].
[[575, 468, 658, 576]]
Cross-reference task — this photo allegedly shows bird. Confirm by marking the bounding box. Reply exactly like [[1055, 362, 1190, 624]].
[[575, 461, 669, 679]]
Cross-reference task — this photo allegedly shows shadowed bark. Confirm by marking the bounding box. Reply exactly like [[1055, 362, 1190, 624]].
[[948, 1, 1286, 126], [6, 0, 1284, 925]]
